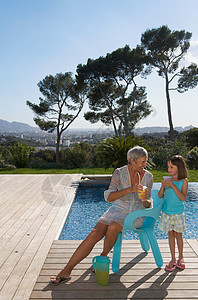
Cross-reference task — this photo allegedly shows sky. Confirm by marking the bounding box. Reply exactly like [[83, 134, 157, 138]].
[[0, 0, 198, 131]]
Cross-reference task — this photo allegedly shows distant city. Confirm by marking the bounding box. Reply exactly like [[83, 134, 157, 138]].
[[0, 119, 195, 150]]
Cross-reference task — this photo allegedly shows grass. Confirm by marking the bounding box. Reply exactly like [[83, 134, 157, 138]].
[[151, 169, 198, 182], [0, 167, 114, 175], [0, 167, 197, 182]]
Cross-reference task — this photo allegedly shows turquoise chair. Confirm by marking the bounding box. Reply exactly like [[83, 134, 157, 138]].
[[112, 190, 164, 273]]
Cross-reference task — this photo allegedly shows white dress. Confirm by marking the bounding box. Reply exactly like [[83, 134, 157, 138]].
[[98, 165, 153, 227]]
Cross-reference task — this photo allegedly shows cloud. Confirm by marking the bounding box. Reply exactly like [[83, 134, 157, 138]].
[[190, 40, 198, 46], [183, 41, 198, 64], [185, 52, 198, 64]]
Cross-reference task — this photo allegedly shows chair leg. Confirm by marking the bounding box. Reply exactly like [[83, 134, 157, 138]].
[[138, 231, 150, 252], [146, 228, 163, 267], [112, 232, 123, 273]]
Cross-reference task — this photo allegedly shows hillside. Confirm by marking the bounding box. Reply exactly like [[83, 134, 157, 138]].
[[0, 119, 195, 134], [0, 119, 39, 133]]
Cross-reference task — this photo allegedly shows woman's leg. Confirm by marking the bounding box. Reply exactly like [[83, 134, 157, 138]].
[[101, 221, 123, 256], [168, 230, 176, 262], [50, 222, 108, 282]]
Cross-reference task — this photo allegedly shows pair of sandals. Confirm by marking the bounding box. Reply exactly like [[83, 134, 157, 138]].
[[165, 258, 185, 271]]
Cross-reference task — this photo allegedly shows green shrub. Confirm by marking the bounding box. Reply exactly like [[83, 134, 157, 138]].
[[29, 149, 56, 168], [96, 136, 149, 169], [182, 127, 198, 149], [60, 143, 97, 168], [0, 146, 12, 166], [11, 143, 32, 168], [150, 140, 188, 169], [187, 146, 198, 170]]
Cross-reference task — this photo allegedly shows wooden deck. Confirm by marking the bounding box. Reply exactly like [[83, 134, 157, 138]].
[[0, 175, 198, 299], [30, 239, 198, 299], [0, 174, 82, 300]]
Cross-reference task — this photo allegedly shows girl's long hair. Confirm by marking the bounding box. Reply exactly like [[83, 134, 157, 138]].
[[169, 155, 189, 180]]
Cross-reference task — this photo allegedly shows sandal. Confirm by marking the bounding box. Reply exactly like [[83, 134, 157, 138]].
[[165, 261, 176, 271], [176, 258, 185, 269], [49, 276, 71, 285]]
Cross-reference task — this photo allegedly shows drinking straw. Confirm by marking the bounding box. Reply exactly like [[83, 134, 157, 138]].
[[137, 172, 141, 185]]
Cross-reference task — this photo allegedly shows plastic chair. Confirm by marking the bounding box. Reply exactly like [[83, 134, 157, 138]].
[[112, 190, 164, 273]]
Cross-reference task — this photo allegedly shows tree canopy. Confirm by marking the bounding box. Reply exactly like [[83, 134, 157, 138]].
[[141, 25, 198, 138], [76, 45, 152, 137], [26, 72, 86, 164]]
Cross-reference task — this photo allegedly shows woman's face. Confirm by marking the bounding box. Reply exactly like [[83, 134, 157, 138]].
[[133, 156, 147, 171]]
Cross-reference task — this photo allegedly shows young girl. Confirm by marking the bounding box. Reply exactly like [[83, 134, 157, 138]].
[[158, 155, 189, 271]]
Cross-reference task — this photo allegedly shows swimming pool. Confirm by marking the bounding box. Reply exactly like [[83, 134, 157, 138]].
[[58, 183, 198, 240]]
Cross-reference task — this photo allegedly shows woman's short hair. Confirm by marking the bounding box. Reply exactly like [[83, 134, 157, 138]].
[[169, 155, 189, 179], [127, 146, 148, 163]]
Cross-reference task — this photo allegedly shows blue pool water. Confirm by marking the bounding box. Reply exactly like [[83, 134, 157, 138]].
[[59, 183, 198, 240]]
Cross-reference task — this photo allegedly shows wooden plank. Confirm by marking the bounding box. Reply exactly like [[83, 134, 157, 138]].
[[33, 281, 198, 290], [47, 251, 198, 258], [187, 239, 198, 255], [36, 274, 198, 283], [42, 262, 198, 270], [40, 267, 198, 276], [29, 289, 198, 299]]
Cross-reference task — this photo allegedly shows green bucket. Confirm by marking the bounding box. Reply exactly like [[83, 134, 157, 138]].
[[92, 256, 111, 286]]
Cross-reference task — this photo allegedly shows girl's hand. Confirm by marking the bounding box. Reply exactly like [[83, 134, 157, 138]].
[[164, 179, 172, 188], [161, 179, 166, 188]]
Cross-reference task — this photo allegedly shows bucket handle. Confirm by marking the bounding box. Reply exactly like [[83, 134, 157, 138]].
[[92, 256, 97, 272], [92, 256, 111, 272]]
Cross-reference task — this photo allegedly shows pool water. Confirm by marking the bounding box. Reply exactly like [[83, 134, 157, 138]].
[[59, 183, 198, 240]]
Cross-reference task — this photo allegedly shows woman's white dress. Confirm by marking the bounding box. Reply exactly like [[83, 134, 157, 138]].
[[98, 165, 153, 227]]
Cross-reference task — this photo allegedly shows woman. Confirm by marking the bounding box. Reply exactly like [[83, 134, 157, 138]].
[[50, 146, 153, 284]]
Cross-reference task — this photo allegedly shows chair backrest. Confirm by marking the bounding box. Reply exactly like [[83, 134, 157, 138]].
[[152, 190, 163, 209], [142, 190, 164, 227], [123, 190, 164, 231]]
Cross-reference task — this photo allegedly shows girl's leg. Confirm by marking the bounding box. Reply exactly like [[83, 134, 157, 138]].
[[175, 232, 184, 259], [168, 230, 176, 262], [50, 222, 108, 283], [175, 232, 185, 268], [101, 221, 123, 256], [165, 230, 176, 270]]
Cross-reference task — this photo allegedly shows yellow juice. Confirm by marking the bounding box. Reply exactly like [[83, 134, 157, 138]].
[[96, 270, 109, 286], [138, 186, 147, 199], [138, 190, 146, 199]]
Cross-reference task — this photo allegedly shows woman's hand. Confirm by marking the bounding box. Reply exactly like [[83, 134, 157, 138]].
[[132, 184, 139, 193]]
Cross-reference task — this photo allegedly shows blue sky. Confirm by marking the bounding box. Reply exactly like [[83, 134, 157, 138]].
[[0, 0, 198, 130]]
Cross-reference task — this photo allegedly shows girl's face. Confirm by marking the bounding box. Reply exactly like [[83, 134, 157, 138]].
[[168, 161, 178, 177]]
